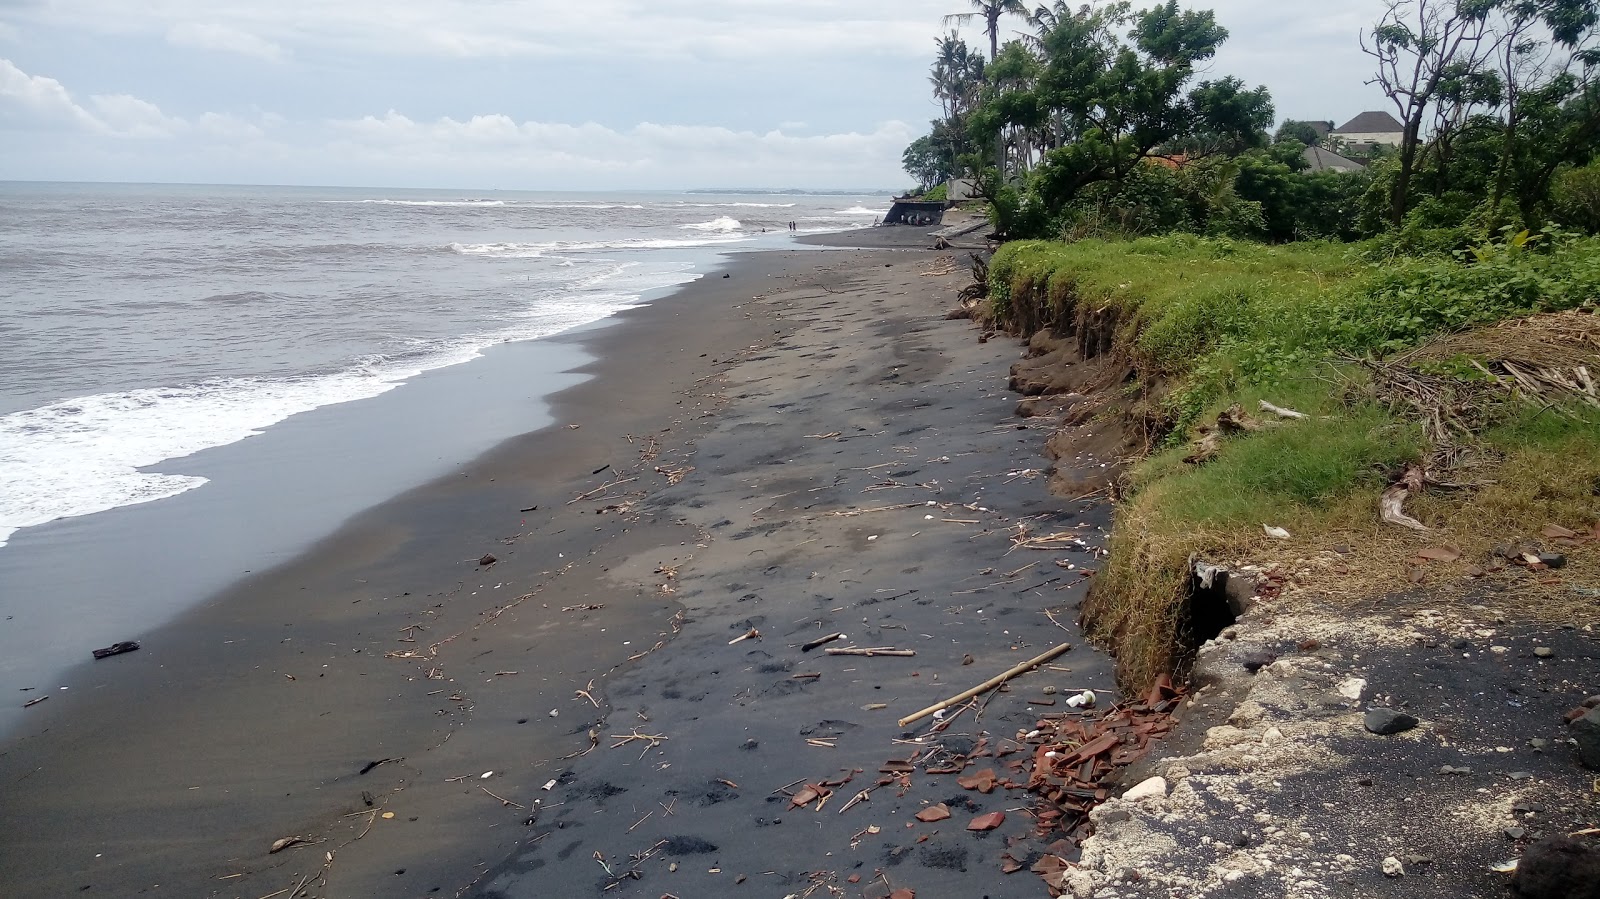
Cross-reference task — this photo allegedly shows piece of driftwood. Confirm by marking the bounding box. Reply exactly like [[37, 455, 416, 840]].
[[897, 642, 1073, 728], [1184, 432, 1222, 465], [92, 641, 140, 660], [1381, 464, 1429, 531], [1259, 400, 1309, 420], [802, 633, 845, 652], [825, 647, 916, 657]]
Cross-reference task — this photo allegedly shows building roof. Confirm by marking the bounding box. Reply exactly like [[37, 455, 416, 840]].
[[1303, 146, 1365, 173], [1334, 111, 1405, 134], [1307, 121, 1334, 139]]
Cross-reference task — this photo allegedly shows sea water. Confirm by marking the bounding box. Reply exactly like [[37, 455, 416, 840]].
[[0, 182, 885, 718]]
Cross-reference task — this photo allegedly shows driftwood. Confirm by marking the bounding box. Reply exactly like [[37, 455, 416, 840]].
[[1183, 432, 1223, 465], [825, 647, 916, 657], [1259, 400, 1309, 420], [1381, 464, 1429, 531], [897, 642, 1073, 728], [802, 633, 845, 652]]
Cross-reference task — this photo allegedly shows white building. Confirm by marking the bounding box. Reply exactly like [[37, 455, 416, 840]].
[[1332, 111, 1406, 149]]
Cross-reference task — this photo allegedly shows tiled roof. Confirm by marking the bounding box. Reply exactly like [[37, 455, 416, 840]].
[[1335, 111, 1405, 134]]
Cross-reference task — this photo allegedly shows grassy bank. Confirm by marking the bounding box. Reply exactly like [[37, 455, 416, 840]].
[[987, 235, 1600, 692]]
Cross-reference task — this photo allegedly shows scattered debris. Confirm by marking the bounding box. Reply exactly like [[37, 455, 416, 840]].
[[91, 641, 140, 660], [825, 646, 915, 657], [728, 628, 762, 646], [359, 758, 401, 776], [478, 554, 497, 567], [967, 812, 1006, 832], [269, 836, 309, 854], [1365, 708, 1421, 736], [898, 642, 1072, 728], [1260, 400, 1310, 420], [801, 633, 845, 652], [1381, 464, 1429, 531]]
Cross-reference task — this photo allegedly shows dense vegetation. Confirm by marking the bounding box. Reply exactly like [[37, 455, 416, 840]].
[[909, 1, 1600, 694], [908, 0, 1600, 243], [987, 234, 1600, 690]]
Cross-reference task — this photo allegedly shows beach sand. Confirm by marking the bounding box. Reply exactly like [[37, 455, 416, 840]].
[[0, 235, 1114, 898]]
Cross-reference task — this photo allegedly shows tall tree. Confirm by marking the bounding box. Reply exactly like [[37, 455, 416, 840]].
[[1362, 0, 1501, 227], [945, 0, 1030, 60], [1486, 0, 1600, 222]]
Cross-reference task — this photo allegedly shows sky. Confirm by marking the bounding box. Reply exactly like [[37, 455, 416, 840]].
[[0, 1, 1392, 190]]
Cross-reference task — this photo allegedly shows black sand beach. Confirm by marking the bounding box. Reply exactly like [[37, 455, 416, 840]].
[[0, 236, 1117, 898]]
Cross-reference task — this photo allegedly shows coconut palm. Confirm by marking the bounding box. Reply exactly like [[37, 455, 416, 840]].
[[944, 0, 1029, 61]]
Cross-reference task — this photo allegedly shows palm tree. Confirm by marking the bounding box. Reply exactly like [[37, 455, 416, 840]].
[[944, 0, 1029, 61]]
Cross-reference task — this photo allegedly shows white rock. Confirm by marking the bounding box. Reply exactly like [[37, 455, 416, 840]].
[[1337, 678, 1367, 700], [1262, 727, 1285, 745], [1067, 870, 1096, 898], [1123, 776, 1169, 802], [1382, 857, 1405, 878]]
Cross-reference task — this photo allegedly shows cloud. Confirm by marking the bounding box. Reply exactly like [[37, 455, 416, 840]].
[[167, 22, 287, 60], [0, 57, 185, 136], [322, 110, 915, 183], [0, 57, 101, 130], [89, 93, 186, 137], [14, 0, 947, 62]]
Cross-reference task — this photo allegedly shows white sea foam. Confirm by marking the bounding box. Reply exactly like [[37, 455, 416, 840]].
[[668, 202, 798, 209], [835, 206, 882, 216], [517, 203, 647, 210], [451, 235, 750, 257], [680, 217, 743, 233], [326, 199, 508, 207], [0, 265, 699, 550]]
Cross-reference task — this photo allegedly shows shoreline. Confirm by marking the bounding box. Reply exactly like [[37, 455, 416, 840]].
[[0, 246, 798, 895], [5, 233, 1098, 898]]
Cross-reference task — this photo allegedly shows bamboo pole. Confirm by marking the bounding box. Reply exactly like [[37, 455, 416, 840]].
[[897, 642, 1073, 728]]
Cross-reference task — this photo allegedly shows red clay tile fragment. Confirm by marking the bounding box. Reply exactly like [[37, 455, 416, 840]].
[[968, 812, 1005, 831], [915, 804, 952, 823], [889, 890, 915, 899], [957, 769, 997, 793]]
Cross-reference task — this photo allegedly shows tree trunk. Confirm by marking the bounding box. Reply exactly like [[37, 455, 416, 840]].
[[1488, 116, 1518, 232], [1391, 112, 1425, 228]]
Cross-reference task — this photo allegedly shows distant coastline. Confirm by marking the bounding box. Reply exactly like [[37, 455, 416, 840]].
[[686, 187, 898, 196]]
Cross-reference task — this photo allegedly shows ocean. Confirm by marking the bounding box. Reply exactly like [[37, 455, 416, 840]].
[[0, 183, 885, 547], [0, 182, 887, 719]]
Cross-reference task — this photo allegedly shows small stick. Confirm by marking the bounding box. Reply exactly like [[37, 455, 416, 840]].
[[897, 642, 1073, 728], [729, 628, 761, 645], [802, 633, 845, 652], [627, 811, 652, 833], [838, 789, 872, 814], [568, 477, 639, 504], [791, 673, 823, 680], [482, 788, 526, 810], [826, 647, 915, 657], [356, 809, 380, 841]]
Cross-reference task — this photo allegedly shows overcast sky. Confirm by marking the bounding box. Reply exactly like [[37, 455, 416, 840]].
[[0, 1, 1391, 190]]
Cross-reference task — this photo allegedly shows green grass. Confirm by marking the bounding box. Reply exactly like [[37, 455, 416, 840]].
[[991, 233, 1600, 693], [990, 234, 1600, 439]]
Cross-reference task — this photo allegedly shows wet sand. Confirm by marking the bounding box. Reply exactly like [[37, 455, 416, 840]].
[[0, 236, 1114, 898]]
